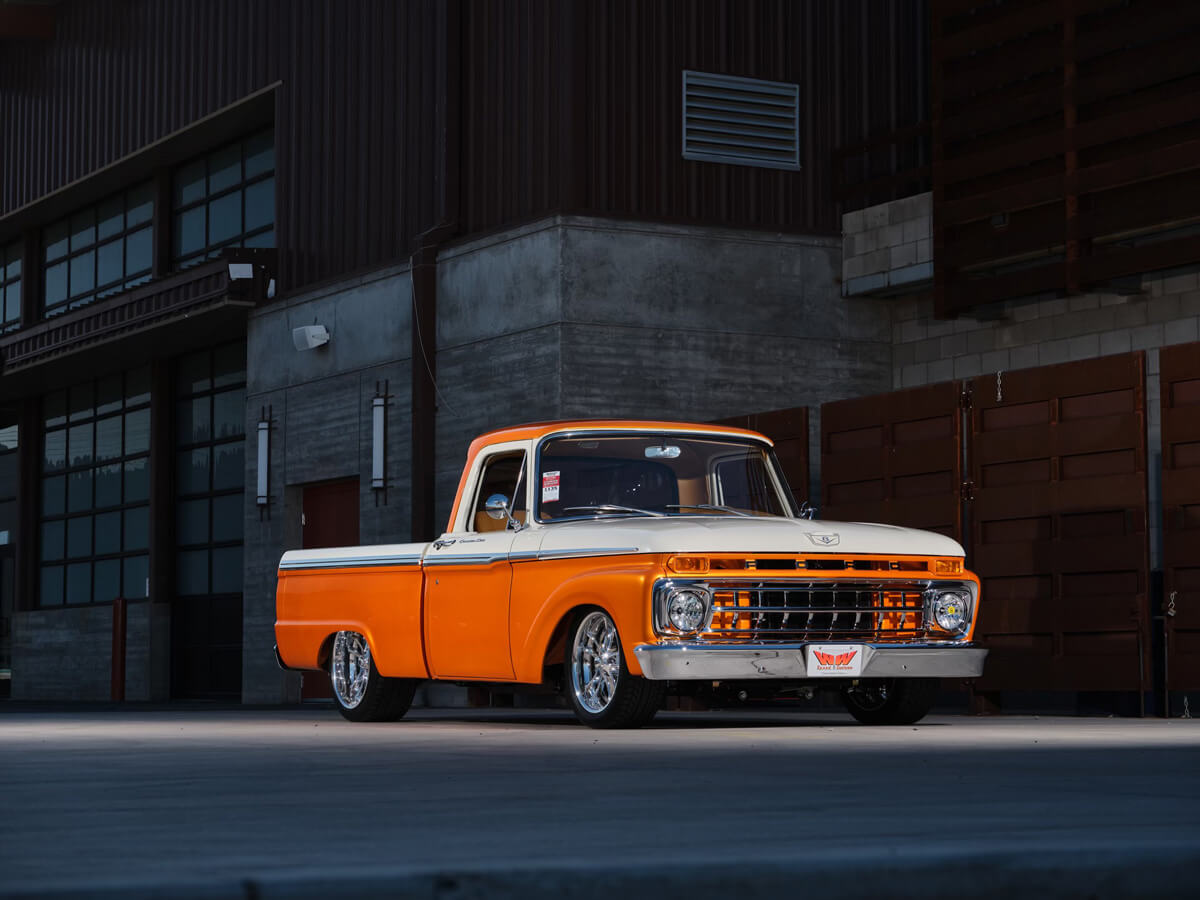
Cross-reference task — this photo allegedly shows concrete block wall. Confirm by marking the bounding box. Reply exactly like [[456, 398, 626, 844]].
[[841, 192, 932, 296], [244, 263, 415, 704]]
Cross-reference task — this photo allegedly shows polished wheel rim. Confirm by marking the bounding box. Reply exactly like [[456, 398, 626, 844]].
[[331, 631, 371, 709], [571, 612, 620, 714], [846, 681, 890, 712]]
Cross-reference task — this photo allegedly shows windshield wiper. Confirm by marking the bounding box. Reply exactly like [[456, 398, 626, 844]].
[[663, 504, 754, 518], [562, 505, 666, 518]]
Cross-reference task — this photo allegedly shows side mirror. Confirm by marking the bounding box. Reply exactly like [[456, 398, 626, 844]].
[[485, 494, 510, 520]]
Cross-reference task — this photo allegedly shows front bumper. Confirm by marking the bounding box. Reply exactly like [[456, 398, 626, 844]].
[[633, 642, 987, 681]]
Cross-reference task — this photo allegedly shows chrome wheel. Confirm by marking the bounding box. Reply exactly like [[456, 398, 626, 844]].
[[331, 631, 371, 709], [571, 611, 620, 714]]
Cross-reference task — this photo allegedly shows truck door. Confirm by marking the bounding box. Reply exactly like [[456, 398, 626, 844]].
[[423, 448, 528, 680]]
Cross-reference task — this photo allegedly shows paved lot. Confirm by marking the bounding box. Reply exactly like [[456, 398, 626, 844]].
[[0, 706, 1198, 898]]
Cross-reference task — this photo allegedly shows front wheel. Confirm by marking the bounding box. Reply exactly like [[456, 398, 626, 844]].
[[329, 630, 416, 722], [565, 610, 665, 729], [841, 677, 939, 725]]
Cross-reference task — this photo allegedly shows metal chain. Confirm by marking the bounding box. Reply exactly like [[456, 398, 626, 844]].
[[1167, 591, 1177, 617], [996, 370, 1004, 403], [1183, 696, 1192, 720]]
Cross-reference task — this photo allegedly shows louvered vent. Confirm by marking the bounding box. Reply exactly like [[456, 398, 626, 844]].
[[682, 70, 800, 170]]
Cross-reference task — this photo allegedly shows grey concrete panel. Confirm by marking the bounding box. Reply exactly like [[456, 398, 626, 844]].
[[358, 365, 413, 547], [281, 374, 362, 485], [11, 605, 115, 701]]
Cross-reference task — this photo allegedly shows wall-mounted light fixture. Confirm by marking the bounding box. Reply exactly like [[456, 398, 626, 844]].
[[256, 405, 272, 515], [372, 381, 389, 504], [292, 324, 330, 351]]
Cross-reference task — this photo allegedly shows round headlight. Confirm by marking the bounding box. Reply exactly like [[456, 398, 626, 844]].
[[933, 591, 969, 633], [667, 590, 708, 633]]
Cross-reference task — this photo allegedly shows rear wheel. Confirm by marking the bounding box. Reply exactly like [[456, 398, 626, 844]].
[[841, 678, 938, 725], [565, 610, 665, 729], [329, 630, 416, 722]]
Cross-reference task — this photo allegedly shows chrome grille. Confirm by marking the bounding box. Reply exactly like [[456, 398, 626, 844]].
[[704, 581, 930, 643]]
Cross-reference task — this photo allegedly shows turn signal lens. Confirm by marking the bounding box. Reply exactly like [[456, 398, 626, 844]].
[[668, 555, 709, 574], [933, 558, 963, 575]]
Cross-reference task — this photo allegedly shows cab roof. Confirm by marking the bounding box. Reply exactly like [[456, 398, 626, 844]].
[[468, 419, 773, 454]]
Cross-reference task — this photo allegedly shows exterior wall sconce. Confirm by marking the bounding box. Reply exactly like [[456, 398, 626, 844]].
[[372, 381, 389, 504], [256, 405, 272, 514]]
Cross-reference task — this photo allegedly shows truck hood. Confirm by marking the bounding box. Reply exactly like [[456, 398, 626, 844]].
[[536, 516, 964, 558]]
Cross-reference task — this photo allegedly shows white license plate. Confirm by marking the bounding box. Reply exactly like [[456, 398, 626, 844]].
[[805, 644, 865, 677]]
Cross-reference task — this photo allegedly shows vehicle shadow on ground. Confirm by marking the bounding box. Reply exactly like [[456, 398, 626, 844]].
[[402, 709, 949, 729]]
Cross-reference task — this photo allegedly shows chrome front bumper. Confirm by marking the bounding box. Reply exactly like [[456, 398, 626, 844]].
[[632, 642, 987, 681]]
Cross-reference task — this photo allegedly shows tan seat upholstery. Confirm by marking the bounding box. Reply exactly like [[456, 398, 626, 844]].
[[474, 509, 528, 533]]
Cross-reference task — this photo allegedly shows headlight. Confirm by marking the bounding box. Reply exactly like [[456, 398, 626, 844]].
[[667, 589, 708, 633], [932, 591, 969, 634]]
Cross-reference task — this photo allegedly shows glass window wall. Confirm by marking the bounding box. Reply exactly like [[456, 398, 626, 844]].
[[1, 241, 20, 333]]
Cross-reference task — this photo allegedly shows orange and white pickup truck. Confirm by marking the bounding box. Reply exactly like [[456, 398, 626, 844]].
[[275, 420, 986, 728]]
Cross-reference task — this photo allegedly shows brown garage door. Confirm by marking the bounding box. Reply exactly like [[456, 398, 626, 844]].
[[968, 353, 1151, 692], [713, 408, 810, 508], [820, 381, 964, 541], [1161, 342, 1200, 692]]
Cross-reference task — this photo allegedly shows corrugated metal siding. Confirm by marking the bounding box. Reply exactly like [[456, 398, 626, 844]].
[[0, 0, 441, 293]]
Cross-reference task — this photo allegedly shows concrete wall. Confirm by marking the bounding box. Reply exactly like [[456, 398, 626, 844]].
[[243, 263, 414, 703], [11, 600, 164, 701], [434, 216, 892, 518]]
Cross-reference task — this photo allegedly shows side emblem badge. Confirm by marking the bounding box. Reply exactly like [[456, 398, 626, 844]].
[[807, 533, 840, 547]]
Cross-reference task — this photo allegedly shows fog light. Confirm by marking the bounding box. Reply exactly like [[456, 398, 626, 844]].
[[667, 590, 708, 633], [932, 591, 969, 634]]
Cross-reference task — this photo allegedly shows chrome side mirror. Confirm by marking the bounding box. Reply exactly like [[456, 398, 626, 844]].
[[486, 494, 524, 531]]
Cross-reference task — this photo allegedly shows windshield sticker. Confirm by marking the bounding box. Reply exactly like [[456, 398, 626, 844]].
[[542, 471, 560, 503]]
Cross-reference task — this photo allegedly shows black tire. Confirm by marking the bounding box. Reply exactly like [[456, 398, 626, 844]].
[[565, 609, 666, 729], [841, 677, 939, 725], [329, 630, 417, 723]]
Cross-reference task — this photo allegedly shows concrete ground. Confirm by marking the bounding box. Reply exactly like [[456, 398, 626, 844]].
[[0, 706, 1198, 899]]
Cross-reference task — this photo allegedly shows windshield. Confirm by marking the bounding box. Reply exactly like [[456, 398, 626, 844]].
[[537, 433, 796, 521]]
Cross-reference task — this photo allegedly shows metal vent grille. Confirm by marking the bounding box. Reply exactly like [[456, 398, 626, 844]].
[[682, 70, 800, 171]]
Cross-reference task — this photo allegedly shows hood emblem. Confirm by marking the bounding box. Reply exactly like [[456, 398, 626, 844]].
[[807, 532, 840, 547]]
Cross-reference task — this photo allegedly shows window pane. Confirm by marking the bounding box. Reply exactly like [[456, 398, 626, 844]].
[[177, 397, 211, 444], [69, 383, 94, 421], [244, 177, 274, 232], [69, 293, 94, 311], [44, 392, 66, 428], [5, 282, 21, 321], [174, 207, 205, 259], [95, 416, 121, 461], [245, 131, 274, 178], [6, 243, 22, 279], [0, 499, 11, 538], [123, 555, 148, 599], [213, 389, 245, 439], [66, 562, 91, 604], [96, 375, 123, 415], [41, 520, 64, 561], [126, 182, 154, 226], [97, 239, 123, 289], [44, 221, 69, 261], [212, 546, 243, 593], [177, 549, 208, 595], [123, 506, 149, 551], [208, 192, 242, 246], [243, 229, 274, 249], [97, 196, 124, 240], [70, 210, 96, 251], [44, 261, 68, 307], [43, 429, 66, 471], [178, 448, 210, 494], [212, 493, 243, 543], [94, 463, 122, 509], [124, 408, 150, 455], [69, 251, 95, 296], [68, 422, 93, 467], [124, 458, 149, 502], [67, 516, 92, 558], [94, 510, 121, 555], [177, 352, 210, 395], [174, 160, 206, 206], [40, 565, 64, 606], [213, 343, 246, 388], [126, 366, 151, 406], [67, 469, 93, 513], [93, 559, 121, 604], [42, 476, 65, 516], [213, 441, 244, 490], [126, 226, 152, 275], [209, 144, 242, 193], [177, 498, 209, 545]]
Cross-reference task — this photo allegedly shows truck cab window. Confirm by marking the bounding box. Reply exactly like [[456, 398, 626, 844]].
[[472, 451, 527, 532]]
